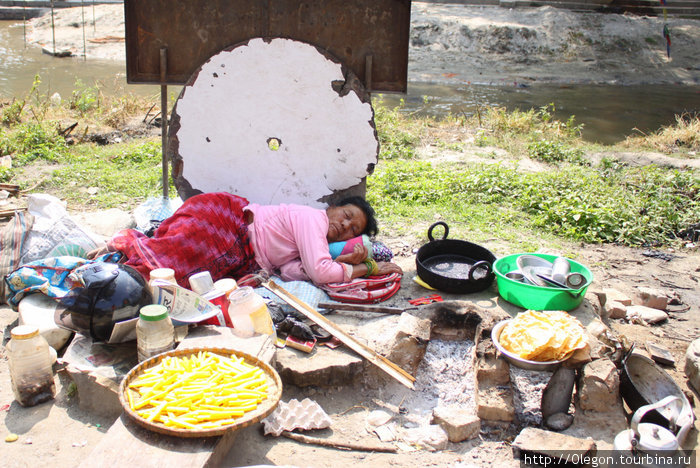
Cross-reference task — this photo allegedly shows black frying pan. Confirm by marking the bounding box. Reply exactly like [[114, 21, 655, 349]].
[[415, 222, 496, 294], [620, 352, 693, 432]]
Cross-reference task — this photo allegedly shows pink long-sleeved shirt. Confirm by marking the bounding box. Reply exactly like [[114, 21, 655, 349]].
[[245, 203, 352, 285]]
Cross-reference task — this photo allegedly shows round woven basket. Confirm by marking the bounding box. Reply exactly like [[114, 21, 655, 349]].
[[119, 347, 282, 438]]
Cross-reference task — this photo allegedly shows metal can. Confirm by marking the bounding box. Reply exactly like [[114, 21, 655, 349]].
[[565, 272, 586, 288], [551, 257, 571, 284]]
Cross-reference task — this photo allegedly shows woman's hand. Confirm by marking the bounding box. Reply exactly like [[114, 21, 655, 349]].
[[375, 261, 403, 276], [334, 243, 369, 265]]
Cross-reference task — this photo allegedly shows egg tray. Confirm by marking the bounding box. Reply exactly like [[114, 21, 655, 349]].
[[119, 347, 282, 438]]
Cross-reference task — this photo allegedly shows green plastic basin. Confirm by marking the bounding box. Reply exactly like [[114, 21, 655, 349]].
[[493, 253, 593, 311]]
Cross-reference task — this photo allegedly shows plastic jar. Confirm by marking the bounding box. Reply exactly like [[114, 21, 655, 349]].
[[227, 286, 276, 340], [213, 278, 238, 297], [7, 325, 56, 407], [189, 271, 231, 327], [136, 304, 175, 362], [149, 267, 176, 293]]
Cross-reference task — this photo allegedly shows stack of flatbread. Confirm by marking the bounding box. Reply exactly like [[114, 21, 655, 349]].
[[499, 310, 587, 362]]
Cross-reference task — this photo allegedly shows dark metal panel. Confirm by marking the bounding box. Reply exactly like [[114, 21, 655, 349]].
[[124, 0, 410, 93]]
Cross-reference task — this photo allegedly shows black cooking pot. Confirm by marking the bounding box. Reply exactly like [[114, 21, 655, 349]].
[[415, 222, 496, 294], [620, 352, 693, 431]]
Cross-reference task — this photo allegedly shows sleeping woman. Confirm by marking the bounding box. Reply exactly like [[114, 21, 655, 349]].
[[89, 192, 402, 287]]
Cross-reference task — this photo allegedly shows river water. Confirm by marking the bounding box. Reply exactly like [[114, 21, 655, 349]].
[[1, 19, 699, 144]]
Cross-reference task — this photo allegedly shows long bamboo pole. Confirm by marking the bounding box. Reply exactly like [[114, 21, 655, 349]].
[[262, 280, 415, 389]]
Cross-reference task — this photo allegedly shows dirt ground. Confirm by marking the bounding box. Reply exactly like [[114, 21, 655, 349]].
[[1, 2, 699, 467]]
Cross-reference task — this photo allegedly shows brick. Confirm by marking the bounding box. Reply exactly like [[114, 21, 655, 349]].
[[577, 358, 620, 412], [475, 383, 515, 422], [432, 405, 481, 442]]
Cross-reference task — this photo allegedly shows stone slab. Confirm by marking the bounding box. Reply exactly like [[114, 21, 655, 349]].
[[512, 427, 597, 464], [274, 344, 363, 387]]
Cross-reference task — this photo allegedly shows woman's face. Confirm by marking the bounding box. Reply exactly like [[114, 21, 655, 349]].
[[326, 204, 367, 243]]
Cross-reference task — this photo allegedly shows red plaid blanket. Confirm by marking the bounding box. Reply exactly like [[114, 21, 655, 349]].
[[109, 193, 258, 287]]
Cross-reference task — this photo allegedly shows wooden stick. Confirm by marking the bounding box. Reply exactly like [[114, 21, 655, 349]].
[[0, 208, 27, 218], [318, 302, 404, 315], [281, 431, 397, 453], [263, 281, 415, 389], [0, 183, 20, 193]]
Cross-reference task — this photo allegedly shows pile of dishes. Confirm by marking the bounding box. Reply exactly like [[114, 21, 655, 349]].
[[493, 253, 593, 311]]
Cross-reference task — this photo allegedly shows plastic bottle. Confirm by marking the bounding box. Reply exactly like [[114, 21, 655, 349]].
[[136, 304, 175, 362], [7, 325, 56, 407], [227, 286, 276, 340], [189, 271, 231, 327]]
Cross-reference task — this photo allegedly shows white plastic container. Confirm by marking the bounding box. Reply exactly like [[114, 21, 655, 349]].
[[136, 304, 175, 362], [7, 325, 56, 407], [189, 271, 231, 327], [227, 286, 276, 340], [18, 293, 73, 349]]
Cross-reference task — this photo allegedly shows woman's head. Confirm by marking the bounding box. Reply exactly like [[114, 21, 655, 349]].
[[326, 196, 378, 242]]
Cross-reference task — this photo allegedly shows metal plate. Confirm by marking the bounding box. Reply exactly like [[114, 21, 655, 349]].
[[124, 0, 410, 93]]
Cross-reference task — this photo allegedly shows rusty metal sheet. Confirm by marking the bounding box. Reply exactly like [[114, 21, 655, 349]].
[[124, 0, 410, 93]]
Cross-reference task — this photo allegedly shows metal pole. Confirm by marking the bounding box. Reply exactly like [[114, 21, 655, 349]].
[[81, 1, 87, 59], [365, 55, 373, 96], [160, 47, 169, 199], [92, 0, 96, 33], [50, 0, 56, 56], [22, 3, 26, 48]]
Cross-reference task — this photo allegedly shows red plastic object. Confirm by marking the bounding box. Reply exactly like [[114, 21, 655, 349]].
[[408, 294, 443, 305]]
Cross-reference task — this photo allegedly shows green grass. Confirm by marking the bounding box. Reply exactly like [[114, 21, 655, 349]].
[[42, 140, 170, 208], [1, 80, 698, 250], [368, 120, 699, 248]]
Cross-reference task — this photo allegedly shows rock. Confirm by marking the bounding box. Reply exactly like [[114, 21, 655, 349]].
[[541, 367, 576, 419], [577, 358, 620, 412], [545, 412, 575, 431], [605, 300, 627, 319], [379, 312, 431, 375], [626, 305, 668, 324], [594, 288, 632, 307], [635, 286, 668, 311], [366, 410, 393, 427], [432, 405, 481, 442], [402, 424, 449, 451], [512, 427, 596, 463], [684, 338, 700, 393]]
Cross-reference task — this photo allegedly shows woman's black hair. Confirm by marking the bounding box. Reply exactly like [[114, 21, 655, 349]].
[[334, 196, 379, 237]]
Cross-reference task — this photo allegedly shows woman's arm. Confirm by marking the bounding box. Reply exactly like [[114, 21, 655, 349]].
[[349, 260, 403, 279]]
